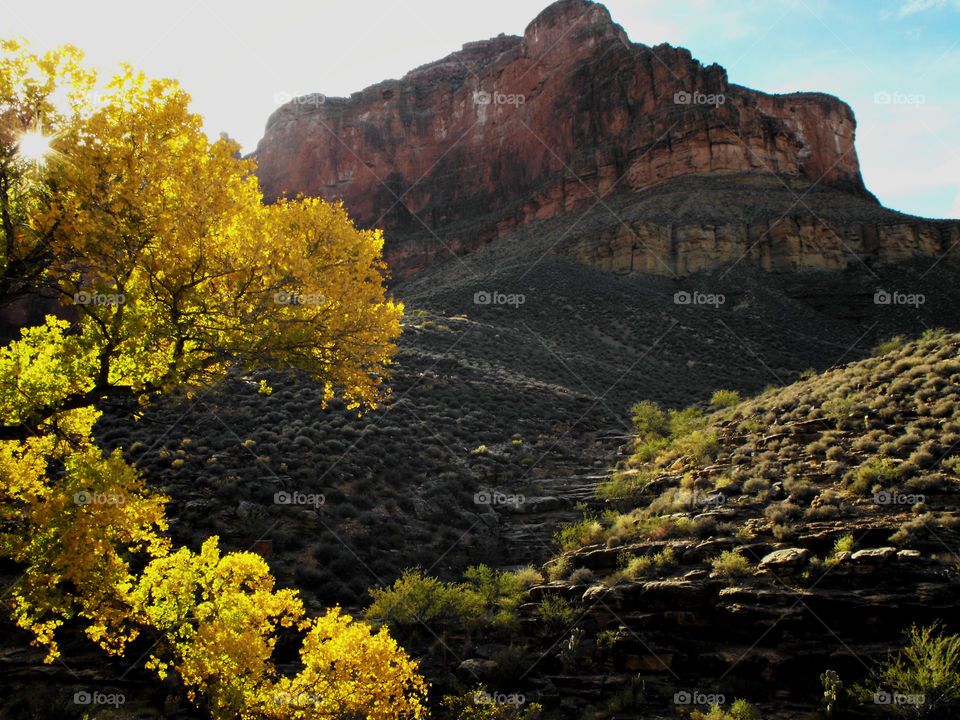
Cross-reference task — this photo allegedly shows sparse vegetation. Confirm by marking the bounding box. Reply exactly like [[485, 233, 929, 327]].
[[711, 389, 742, 408], [854, 622, 960, 717], [690, 699, 761, 720], [712, 550, 751, 578]]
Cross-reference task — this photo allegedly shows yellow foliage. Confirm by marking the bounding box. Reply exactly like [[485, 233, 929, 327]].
[[0, 38, 422, 720], [258, 607, 428, 720]]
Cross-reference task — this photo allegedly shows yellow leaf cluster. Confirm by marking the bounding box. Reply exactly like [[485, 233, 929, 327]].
[[0, 38, 424, 720]]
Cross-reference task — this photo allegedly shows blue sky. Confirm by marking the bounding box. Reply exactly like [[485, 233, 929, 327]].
[[4, 0, 958, 218]]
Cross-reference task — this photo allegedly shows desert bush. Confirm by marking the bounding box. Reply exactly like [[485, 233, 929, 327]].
[[826, 534, 855, 566], [621, 548, 677, 581], [711, 389, 741, 408], [568, 567, 595, 586], [822, 394, 862, 426], [631, 400, 667, 437], [676, 430, 720, 463], [772, 523, 796, 541], [889, 513, 938, 545], [743, 477, 771, 496], [853, 622, 960, 718], [555, 516, 606, 551], [765, 502, 802, 524], [712, 550, 751, 578], [538, 595, 576, 632], [365, 569, 481, 635], [596, 469, 654, 504], [783, 478, 817, 503], [691, 700, 761, 720], [437, 689, 542, 719], [462, 565, 537, 634], [874, 335, 906, 356], [847, 456, 900, 494], [546, 556, 571, 582], [668, 406, 707, 439], [692, 515, 719, 538], [740, 417, 765, 434], [804, 504, 839, 520], [631, 436, 670, 464]]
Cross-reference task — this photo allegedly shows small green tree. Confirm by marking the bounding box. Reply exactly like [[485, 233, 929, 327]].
[[630, 400, 667, 437], [854, 622, 960, 717]]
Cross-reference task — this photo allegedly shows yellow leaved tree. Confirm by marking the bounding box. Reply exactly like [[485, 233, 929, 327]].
[[0, 38, 423, 718]]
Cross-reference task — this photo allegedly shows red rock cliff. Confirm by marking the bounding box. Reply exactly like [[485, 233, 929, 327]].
[[252, 0, 876, 278]]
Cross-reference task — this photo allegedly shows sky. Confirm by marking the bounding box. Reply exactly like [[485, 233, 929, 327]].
[[4, 0, 958, 219]]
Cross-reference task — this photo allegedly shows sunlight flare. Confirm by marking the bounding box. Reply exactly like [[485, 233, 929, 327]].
[[16, 129, 53, 164]]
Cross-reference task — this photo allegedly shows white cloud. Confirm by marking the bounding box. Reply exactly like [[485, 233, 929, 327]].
[[951, 187, 960, 218], [898, 0, 960, 17]]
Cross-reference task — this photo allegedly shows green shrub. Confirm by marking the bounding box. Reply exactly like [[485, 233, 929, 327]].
[[853, 622, 960, 717], [668, 406, 706, 439], [538, 595, 575, 631], [826, 534, 855, 566], [741, 417, 765, 434], [822, 394, 862, 425], [621, 548, 677, 581], [712, 550, 751, 577], [631, 436, 669, 463], [874, 335, 906, 356], [546, 556, 571, 582], [438, 689, 542, 719], [463, 564, 537, 633], [772, 523, 796, 541], [597, 469, 654, 504], [631, 400, 667, 437], [676, 430, 720, 463], [743, 477, 771, 495], [711, 389, 741, 408], [921, 328, 948, 342], [691, 699, 761, 720], [555, 515, 605, 551], [568, 567, 595, 586], [848, 456, 901, 494], [365, 569, 480, 632]]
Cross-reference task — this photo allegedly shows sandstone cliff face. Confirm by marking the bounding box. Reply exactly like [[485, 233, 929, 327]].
[[253, 0, 953, 280], [569, 216, 960, 276]]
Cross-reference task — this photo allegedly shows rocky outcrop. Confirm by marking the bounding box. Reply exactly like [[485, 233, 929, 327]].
[[567, 212, 960, 276], [250, 0, 953, 280]]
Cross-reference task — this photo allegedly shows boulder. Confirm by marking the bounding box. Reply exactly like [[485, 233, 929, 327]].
[[759, 548, 811, 571]]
